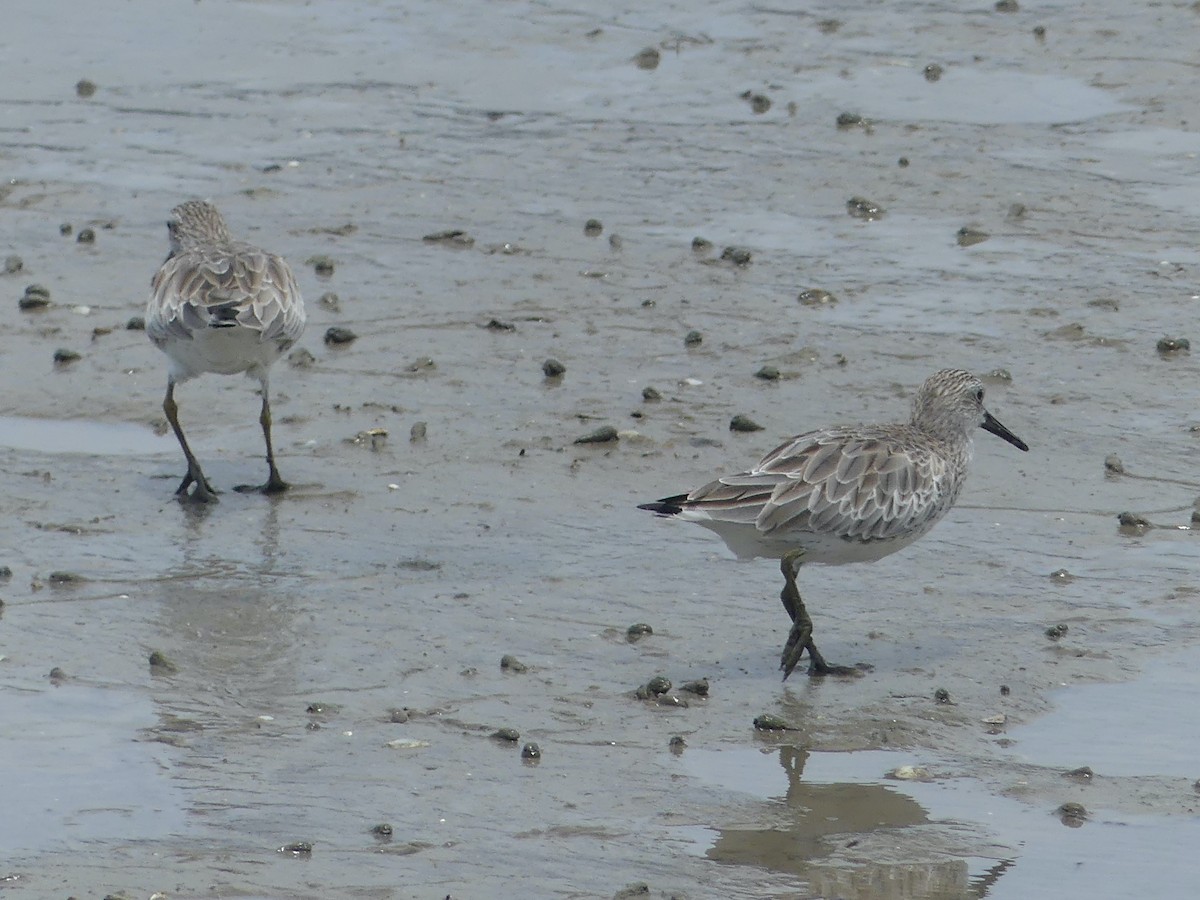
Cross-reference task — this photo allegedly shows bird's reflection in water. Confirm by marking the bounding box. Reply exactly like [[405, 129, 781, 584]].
[[150, 496, 300, 712], [707, 746, 1014, 899]]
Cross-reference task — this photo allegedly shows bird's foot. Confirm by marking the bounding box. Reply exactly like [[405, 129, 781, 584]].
[[806, 655, 870, 678], [780, 624, 868, 680], [233, 475, 289, 495], [779, 620, 812, 680], [175, 471, 219, 504]]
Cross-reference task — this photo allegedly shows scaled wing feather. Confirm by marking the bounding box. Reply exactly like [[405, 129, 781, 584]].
[[675, 425, 956, 544], [147, 243, 305, 348]]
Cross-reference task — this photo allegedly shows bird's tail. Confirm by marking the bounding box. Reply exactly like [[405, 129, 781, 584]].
[[207, 298, 242, 329], [637, 494, 688, 516]]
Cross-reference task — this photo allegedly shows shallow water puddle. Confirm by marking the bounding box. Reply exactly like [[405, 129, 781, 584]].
[[677, 744, 1200, 898], [0, 685, 185, 854], [679, 747, 1006, 897], [806, 67, 1126, 126], [1005, 645, 1200, 777], [0, 416, 172, 455]]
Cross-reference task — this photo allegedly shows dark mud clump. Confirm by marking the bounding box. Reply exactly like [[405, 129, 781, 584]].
[[956, 227, 989, 247], [1117, 511, 1150, 531], [289, 347, 316, 368], [574, 425, 618, 444], [1057, 802, 1087, 827], [798, 288, 837, 307], [634, 675, 671, 699], [755, 365, 780, 381], [633, 47, 660, 70], [307, 255, 336, 276], [500, 654, 529, 673], [149, 650, 179, 674], [729, 414, 764, 433], [753, 714, 797, 731], [346, 427, 388, 450], [836, 112, 871, 131], [847, 197, 885, 220], [626, 623, 653, 642], [423, 229, 475, 247], [542, 358, 566, 378], [324, 327, 357, 346], [740, 90, 771, 114], [19, 284, 51, 310], [719, 246, 752, 266], [614, 883, 651, 899]]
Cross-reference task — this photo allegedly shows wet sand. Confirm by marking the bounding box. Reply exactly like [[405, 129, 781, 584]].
[[3, 0, 1200, 897]]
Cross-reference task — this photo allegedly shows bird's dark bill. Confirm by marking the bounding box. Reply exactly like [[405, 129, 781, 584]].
[[981, 411, 1028, 452]]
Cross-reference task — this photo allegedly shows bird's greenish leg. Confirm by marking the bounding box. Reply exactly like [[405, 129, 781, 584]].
[[164, 381, 219, 504], [777, 548, 864, 679], [235, 383, 289, 495]]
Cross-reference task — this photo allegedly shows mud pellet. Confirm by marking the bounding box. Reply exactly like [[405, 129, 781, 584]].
[[149, 650, 179, 674], [574, 425, 618, 444], [730, 414, 764, 433], [626, 623, 653, 642], [500, 654, 528, 673]]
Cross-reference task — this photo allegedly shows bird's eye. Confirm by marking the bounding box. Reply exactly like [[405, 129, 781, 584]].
[[974, 388, 984, 402]]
